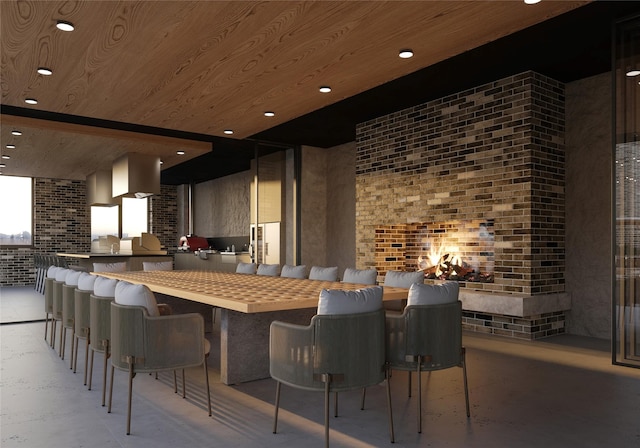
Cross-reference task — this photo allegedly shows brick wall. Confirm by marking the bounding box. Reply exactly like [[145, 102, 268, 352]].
[[149, 184, 178, 254], [356, 71, 565, 296]]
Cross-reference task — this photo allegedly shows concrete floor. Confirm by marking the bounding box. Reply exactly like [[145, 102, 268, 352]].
[[1, 286, 640, 447]]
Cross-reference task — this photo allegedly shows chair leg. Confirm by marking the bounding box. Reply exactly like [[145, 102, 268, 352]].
[[126, 360, 134, 435], [324, 375, 331, 448], [408, 371, 412, 397], [73, 335, 79, 372], [44, 313, 49, 341], [334, 391, 338, 417], [273, 381, 281, 434], [203, 356, 211, 417], [69, 329, 75, 369], [462, 347, 470, 418], [83, 334, 90, 386], [173, 371, 178, 393], [417, 356, 422, 434], [59, 325, 65, 358], [102, 344, 110, 407], [386, 367, 395, 443], [361, 387, 366, 410], [107, 365, 115, 413], [182, 369, 186, 398], [88, 348, 94, 390], [50, 320, 56, 349]]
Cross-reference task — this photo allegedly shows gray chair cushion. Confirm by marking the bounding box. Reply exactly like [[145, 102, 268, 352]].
[[115, 281, 159, 317], [55, 268, 70, 282], [280, 264, 307, 279], [257, 264, 280, 276], [309, 266, 339, 281], [383, 270, 424, 288], [77, 272, 98, 292], [236, 262, 257, 274], [93, 262, 127, 273], [93, 277, 118, 298], [64, 270, 82, 286], [342, 268, 377, 285], [317, 286, 383, 315], [142, 261, 173, 271], [407, 282, 459, 306]]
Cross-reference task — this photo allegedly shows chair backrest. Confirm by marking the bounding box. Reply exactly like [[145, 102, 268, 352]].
[[342, 268, 377, 285], [142, 261, 173, 271], [308, 266, 338, 281], [110, 302, 205, 372], [236, 262, 257, 274], [383, 270, 424, 288], [408, 301, 462, 369], [257, 264, 280, 276], [89, 293, 115, 351], [280, 264, 307, 279], [93, 262, 127, 273]]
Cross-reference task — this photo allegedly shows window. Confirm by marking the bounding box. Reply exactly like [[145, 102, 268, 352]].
[[0, 176, 33, 246], [122, 197, 148, 238], [90, 205, 119, 241]]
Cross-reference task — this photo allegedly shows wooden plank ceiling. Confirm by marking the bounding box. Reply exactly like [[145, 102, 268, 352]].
[[0, 0, 589, 181]]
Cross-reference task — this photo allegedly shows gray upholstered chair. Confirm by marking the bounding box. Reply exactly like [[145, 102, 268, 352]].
[[52, 268, 70, 353], [257, 263, 280, 276], [383, 270, 424, 312], [108, 282, 211, 435], [61, 270, 82, 367], [385, 282, 469, 434], [270, 286, 394, 445], [280, 264, 307, 279], [308, 265, 339, 281], [73, 273, 98, 384], [236, 262, 257, 274], [342, 267, 378, 285], [44, 265, 60, 345], [88, 277, 118, 405]]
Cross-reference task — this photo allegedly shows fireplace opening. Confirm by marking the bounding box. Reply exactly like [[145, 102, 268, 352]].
[[375, 219, 495, 283]]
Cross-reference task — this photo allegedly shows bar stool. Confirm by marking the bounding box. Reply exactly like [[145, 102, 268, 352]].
[[44, 265, 60, 345], [52, 268, 71, 354]]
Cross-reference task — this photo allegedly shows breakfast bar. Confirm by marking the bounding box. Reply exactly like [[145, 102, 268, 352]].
[[93, 270, 409, 384]]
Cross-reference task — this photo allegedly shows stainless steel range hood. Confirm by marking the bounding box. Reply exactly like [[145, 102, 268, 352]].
[[112, 153, 161, 198]]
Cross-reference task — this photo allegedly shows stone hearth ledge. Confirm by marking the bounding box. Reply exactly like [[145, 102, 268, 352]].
[[459, 289, 571, 317]]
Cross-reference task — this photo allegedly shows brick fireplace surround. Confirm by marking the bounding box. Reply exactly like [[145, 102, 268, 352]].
[[356, 71, 571, 340]]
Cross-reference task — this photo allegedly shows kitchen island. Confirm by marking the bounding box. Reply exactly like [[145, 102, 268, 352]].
[[56, 252, 173, 271]]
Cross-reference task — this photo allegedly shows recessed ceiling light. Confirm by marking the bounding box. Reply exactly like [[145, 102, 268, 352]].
[[524, 0, 541, 4], [399, 49, 413, 59], [1, 155, 10, 160], [223, 129, 234, 135], [319, 86, 332, 93], [264, 111, 275, 117], [37, 67, 53, 76], [0, 164, 6, 168], [11, 130, 22, 136], [176, 150, 185, 155], [160, 160, 164, 165], [56, 20, 75, 31], [6, 144, 16, 149], [626, 69, 640, 77], [25, 98, 38, 105]]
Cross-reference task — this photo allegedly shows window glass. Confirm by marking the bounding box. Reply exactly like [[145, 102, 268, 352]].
[[0, 176, 32, 246], [122, 197, 148, 238], [90, 205, 119, 241]]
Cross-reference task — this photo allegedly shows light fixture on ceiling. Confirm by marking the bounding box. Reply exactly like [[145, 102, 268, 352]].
[[56, 20, 75, 31], [6, 144, 16, 149], [24, 98, 38, 105], [2, 155, 10, 160], [264, 111, 275, 117], [223, 129, 234, 135], [0, 164, 6, 168], [626, 69, 640, 77], [37, 67, 53, 76], [176, 150, 185, 155], [524, 0, 541, 4], [399, 49, 414, 59], [319, 86, 332, 93], [11, 130, 22, 136]]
